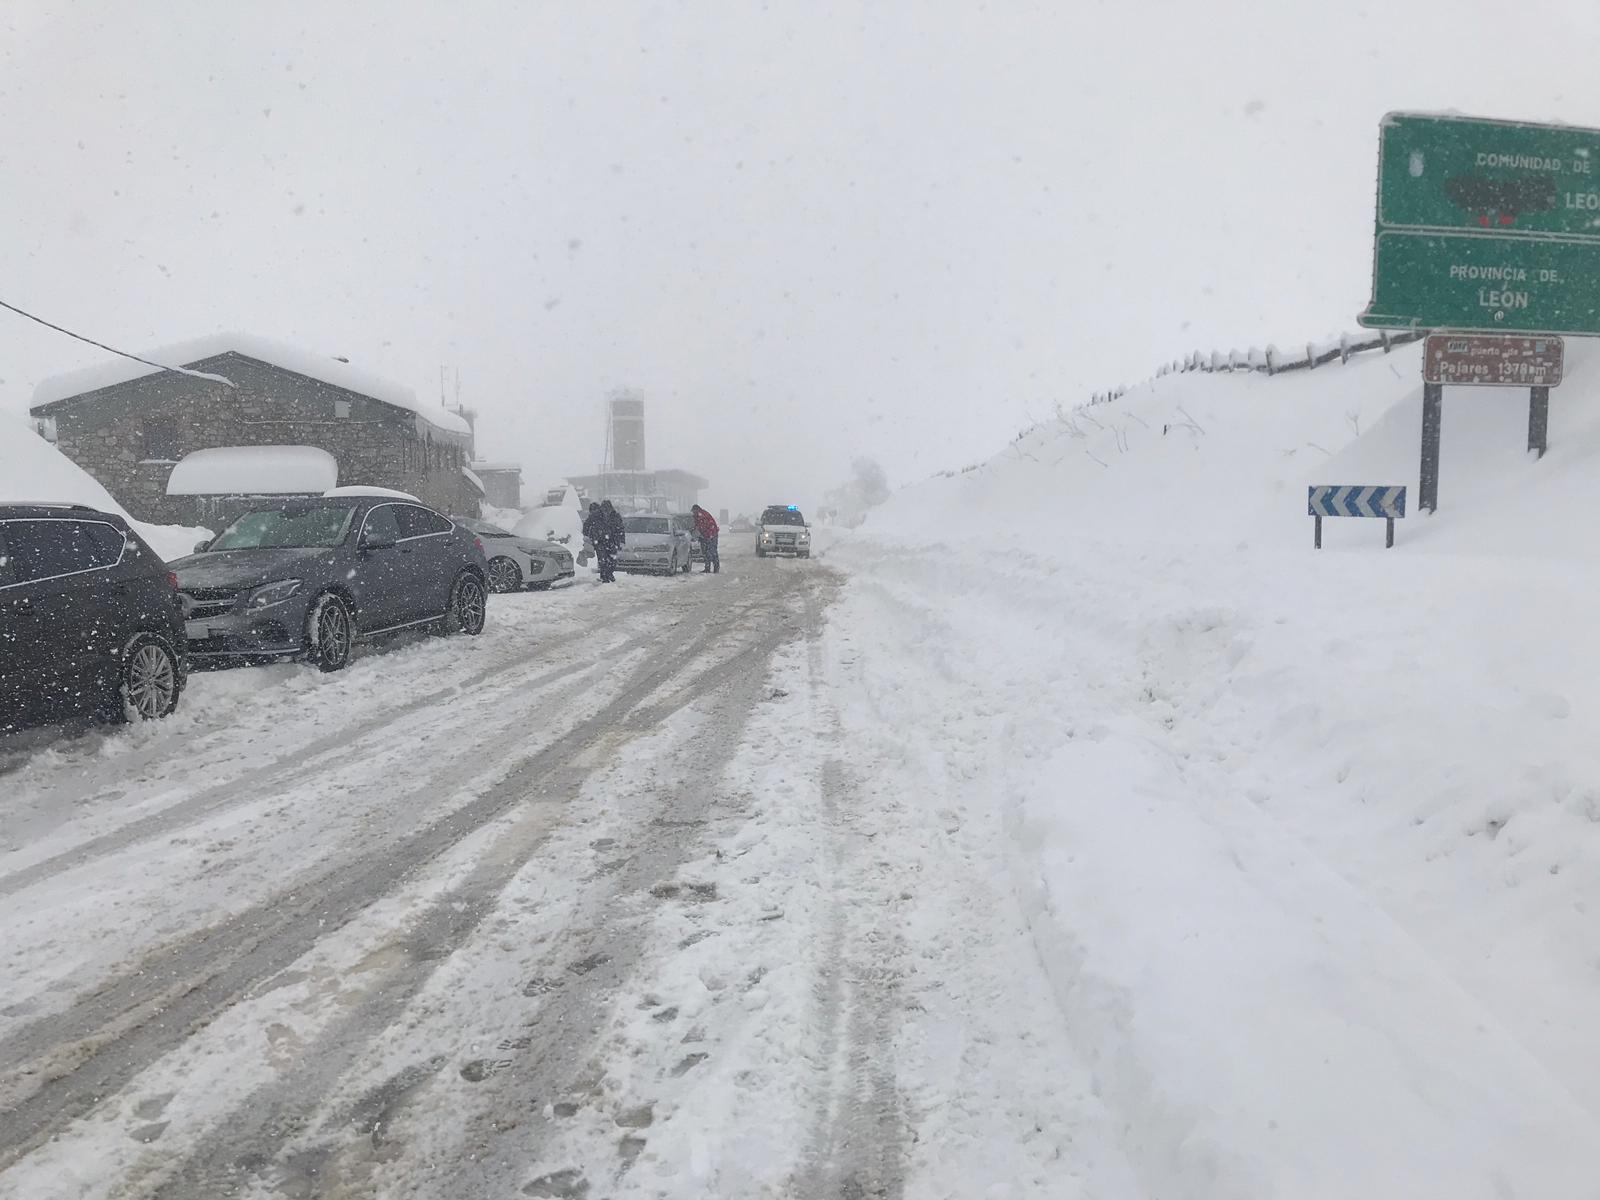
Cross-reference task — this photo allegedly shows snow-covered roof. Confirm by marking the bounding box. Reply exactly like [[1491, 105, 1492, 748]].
[[166, 446, 338, 497], [323, 485, 420, 501], [30, 333, 472, 438], [472, 461, 522, 473], [462, 466, 486, 495]]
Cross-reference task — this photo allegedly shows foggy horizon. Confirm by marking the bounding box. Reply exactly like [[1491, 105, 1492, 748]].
[[4, 1, 1597, 515]]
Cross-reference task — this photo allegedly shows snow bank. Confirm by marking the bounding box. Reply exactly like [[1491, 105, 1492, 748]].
[[832, 340, 1600, 1195], [515, 503, 585, 548], [165, 445, 338, 496], [323, 484, 419, 501], [0, 412, 206, 560], [31, 333, 471, 438]]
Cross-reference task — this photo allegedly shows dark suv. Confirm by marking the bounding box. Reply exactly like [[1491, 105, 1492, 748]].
[[0, 504, 186, 733], [172, 496, 489, 672]]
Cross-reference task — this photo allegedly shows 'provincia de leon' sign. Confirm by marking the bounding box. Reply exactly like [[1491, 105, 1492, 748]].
[[1359, 112, 1600, 335]]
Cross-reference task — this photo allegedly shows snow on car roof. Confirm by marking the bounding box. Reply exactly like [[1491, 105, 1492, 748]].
[[30, 333, 472, 438], [166, 446, 339, 497], [323, 485, 421, 501]]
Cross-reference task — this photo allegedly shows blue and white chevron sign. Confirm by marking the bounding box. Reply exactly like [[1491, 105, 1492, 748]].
[[1307, 485, 1407, 519]]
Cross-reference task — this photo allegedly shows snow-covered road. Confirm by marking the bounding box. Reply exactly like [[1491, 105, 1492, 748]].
[[1, 549, 933, 1198]]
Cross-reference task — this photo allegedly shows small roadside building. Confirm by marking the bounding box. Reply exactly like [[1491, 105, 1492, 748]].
[[29, 335, 479, 527], [472, 461, 523, 510], [566, 468, 708, 515]]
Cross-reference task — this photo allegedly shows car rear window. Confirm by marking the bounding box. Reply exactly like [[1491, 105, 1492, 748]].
[[0, 518, 126, 582]]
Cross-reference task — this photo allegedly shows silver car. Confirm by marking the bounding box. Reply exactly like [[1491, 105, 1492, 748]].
[[616, 514, 692, 575], [455, 518, 576, 592]]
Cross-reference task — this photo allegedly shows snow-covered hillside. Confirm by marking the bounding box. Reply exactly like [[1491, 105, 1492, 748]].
[[0, 413, 205, 560], [827, 340, 1600, 1197]]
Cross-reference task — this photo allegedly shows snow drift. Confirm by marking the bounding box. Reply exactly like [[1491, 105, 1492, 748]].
[[0, 413, 206, 560], [829, 338, 1600, 1197]]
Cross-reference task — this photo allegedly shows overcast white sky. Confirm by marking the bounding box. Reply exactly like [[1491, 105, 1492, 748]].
[[3, 2, 1598, 514]]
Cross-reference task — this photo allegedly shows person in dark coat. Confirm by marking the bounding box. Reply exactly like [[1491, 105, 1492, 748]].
[[603, 500, 626, 553], [583, 501, 618, 583], [691, 505, 720, 573]]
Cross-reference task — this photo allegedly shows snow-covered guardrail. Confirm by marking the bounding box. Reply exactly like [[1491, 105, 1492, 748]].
[[1087, 328, 1427, 408]]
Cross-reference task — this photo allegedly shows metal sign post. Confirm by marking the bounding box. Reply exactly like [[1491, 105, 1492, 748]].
[[1414, 333, 1564, 504], [1419, 383, 1443, 513], [1529, 385, 1551, 457]]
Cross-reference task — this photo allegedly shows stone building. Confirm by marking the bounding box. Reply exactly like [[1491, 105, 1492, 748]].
[[29, 336, 479, 526]]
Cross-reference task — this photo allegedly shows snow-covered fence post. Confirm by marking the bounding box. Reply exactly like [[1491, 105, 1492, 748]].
[[1339, 333, 1352, 365], [1210, 350, 1225, 373], [1264, 345, 1279, 376], [1305, 342, 1317, 369]]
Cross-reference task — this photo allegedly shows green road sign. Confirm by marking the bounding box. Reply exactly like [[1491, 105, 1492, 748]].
[[1378, 113, 1600, 236], [1362, 231, 1600, 333], [1359, 113, 1600, 333]]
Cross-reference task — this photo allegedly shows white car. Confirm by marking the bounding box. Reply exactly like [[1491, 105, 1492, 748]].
[[755, 505, 812, 558], [617, 514, 693, 575], [455, 518, 576, 592]]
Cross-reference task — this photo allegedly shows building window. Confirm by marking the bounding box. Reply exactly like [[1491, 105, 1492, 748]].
[[143, 419, 181, 462]]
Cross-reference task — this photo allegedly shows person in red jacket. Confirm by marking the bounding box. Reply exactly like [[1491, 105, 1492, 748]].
[[691, 505, 720, 574]]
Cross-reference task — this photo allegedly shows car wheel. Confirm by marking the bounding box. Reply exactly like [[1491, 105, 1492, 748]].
[[307, 593, 355, 672], [118, 637, 181, 722], [447, 572, 488, 635], [488, 556, 523, 593]]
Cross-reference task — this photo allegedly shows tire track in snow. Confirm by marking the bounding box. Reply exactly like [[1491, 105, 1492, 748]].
[[789, 577, 909, 1200], [138, 575, 825, 1199], [0, 586, 776, 1172]]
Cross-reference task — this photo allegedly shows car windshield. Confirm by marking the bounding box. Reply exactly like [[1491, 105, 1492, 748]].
[[624, 516, 670, 535], [208, 506, 356, 551], [763, 509, 806, 526]]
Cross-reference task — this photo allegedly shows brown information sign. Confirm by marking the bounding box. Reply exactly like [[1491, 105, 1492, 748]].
[[1422, 333, 1564, 387]]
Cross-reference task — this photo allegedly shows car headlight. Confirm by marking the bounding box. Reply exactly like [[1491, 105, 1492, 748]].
[[247, 578, 303, 610], [760, 532, 774, 542], [798, 531, 811, 541]]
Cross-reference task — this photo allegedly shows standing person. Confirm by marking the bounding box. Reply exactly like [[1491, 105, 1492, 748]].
[[583, 501, 617, 584], [691, 504, 720, 574], [603, 500, 626, 583]]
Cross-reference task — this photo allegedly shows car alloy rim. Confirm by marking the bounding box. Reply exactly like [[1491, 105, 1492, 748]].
[[490, 559, 519, 591], [457, 579, 486, 632], [320, 603, 351, 663], [127, 644, 176, 719]]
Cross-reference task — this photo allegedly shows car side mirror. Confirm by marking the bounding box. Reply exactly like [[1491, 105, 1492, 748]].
[[194, 538, 211, 554]]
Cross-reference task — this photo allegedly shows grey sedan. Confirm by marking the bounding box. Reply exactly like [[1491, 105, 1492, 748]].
[[173, 496, 489, 671]]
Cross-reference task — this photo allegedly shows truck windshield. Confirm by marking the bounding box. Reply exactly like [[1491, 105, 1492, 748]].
[[762, 509, 806, 526]]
